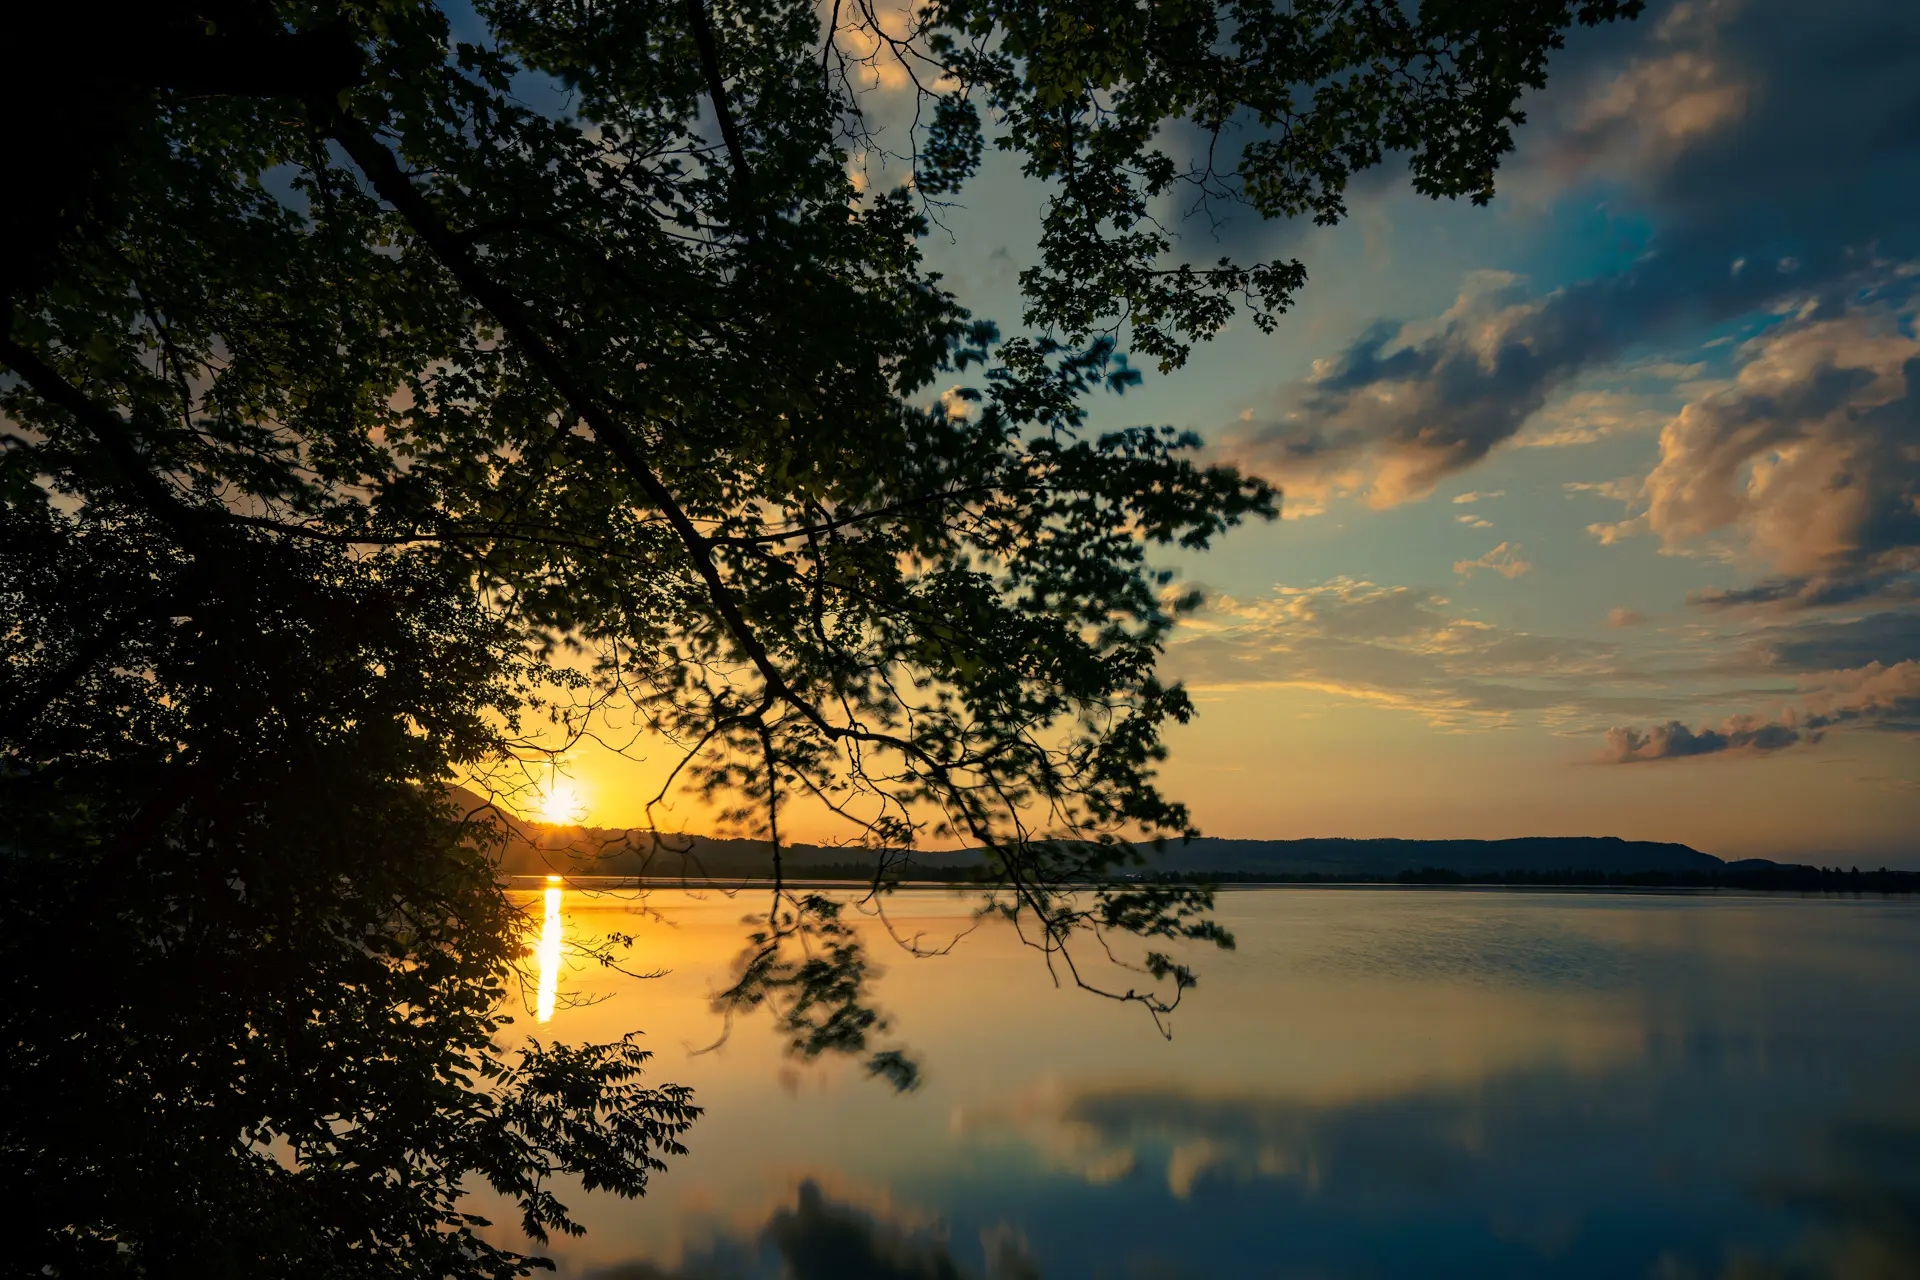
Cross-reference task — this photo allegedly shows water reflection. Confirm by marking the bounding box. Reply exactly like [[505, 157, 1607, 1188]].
[[490, 890, 1920, 1278], [565, 1090, 1920, 1280], [583, 1180, 1039, 1280], [536, 875, 563, 1023]]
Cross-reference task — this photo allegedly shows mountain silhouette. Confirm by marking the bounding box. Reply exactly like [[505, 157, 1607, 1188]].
[[444, 789, 1746, 881]]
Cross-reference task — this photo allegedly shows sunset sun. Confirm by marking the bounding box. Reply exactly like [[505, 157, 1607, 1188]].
[[536, 781, 585, 826]]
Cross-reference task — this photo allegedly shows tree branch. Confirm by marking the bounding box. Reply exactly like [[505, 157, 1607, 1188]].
[[683, 0, 758, 220], [321, 107, 852, 747], [0, 334, 211, 548]]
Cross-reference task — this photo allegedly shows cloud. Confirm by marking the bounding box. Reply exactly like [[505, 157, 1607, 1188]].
[[1457, 515, 1494, 529], [1516, 387, 1679, 448], [1565, 477, 1642, 502], [1591, 309, 1920, 607], [1534, 0, 1920, 227], [1227, 275, 1617, 506], [1601, 659, 1920, 762], [1160, 579, 1665, 727], [1747, 610, 1920, 671], [938, 385, 979, 420], [1607, 608, 1645, 628], [1691, 572, 1920, 611], [1544, 0, 1751, 180], [1222, 0, 1920, 507], [1453, 542, 1534, 580], [1452, 491, 1505, 504], [1602, 715, 1806, 762], [1801, 658, 1920, 729]]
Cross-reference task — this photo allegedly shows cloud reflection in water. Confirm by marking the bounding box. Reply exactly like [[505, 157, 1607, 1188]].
[[585, 1181, 1041, 1280], [498, 892, 1920, 1280], [943, 1065, 1920, 1278]]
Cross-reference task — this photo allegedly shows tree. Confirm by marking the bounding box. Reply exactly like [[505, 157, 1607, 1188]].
[[0, 0, 1639, 1271]]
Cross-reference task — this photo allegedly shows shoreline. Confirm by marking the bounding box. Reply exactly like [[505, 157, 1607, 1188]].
[[501, 875, 1918, 896]]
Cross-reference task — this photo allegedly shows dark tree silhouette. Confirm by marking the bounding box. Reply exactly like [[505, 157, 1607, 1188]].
[[1, 0, 1639, 1271]]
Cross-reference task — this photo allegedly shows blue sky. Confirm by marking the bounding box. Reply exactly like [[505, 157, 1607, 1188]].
[[906, 0, 1920, 860]]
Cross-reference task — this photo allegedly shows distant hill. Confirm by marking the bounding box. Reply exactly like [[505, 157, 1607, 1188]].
[[1142, 836, 1724, 877], [442, 788, 1739, 881], [436, 790, 1919, 889]]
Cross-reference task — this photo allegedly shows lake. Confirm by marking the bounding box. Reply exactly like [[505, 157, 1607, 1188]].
[[478, 887, 1920, 1278]]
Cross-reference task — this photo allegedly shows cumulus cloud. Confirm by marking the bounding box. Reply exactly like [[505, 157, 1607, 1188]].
[[1546, 0, 1750, 179], [938, 385, 977, 420], [1222, 0, 1920, 507], [1227, 274, 1626, 506], [1802, 659, 1920, 728], [1603, 715, 1805, 762], [1607, 608, 1645, 628], [1221, 263, 1726, 506], [1454, 542, 1534, 580], [1457, 514, 1494, 529], [1452, 490, 1505, 504], [1591, 309, 1920, 606], [1601, 659, 1920, 762]]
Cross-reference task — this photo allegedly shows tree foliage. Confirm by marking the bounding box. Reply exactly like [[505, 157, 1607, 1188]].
[[1, 0, 1637, 1270], [0, 503, 697, 1275]]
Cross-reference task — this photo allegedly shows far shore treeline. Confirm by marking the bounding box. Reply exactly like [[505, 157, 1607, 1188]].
[[469, 791, 1917, 892], [515, 861, 1920, 893]]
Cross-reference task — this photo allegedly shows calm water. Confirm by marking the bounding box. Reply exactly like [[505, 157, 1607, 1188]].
[[481, 888, 1920, 1278]]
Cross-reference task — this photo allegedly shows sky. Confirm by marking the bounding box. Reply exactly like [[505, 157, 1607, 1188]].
[[560, 0, 1920, 863]]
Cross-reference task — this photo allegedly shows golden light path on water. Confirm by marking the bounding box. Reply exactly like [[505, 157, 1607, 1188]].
[[535, 876, 563, 1023]]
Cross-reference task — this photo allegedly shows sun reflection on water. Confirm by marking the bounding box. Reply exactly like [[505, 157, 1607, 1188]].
[[536, 877, 562, 1023]]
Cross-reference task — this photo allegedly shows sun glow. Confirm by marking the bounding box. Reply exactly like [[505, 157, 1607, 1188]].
[[536, 780, 585, 826], [535, 877, 563, 1023]]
